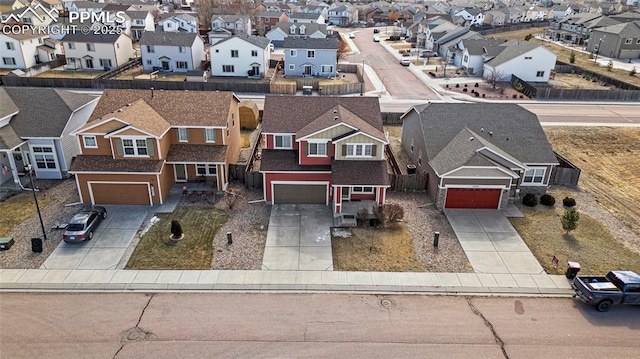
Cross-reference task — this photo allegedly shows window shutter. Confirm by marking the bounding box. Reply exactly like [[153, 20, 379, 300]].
[[203, 128, 207, 141], [147, 139, 155, 157], [115, 138, 123, 156], [371, 145, 377, 156], [342, 144, 347, 156]]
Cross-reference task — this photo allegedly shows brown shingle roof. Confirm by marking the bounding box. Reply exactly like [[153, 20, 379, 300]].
[[89, 89, 238, 127], [262, 96, 384, 135], [331, 160, 390, 186], [101, 99, 170, 137], [260, 150, 331, 172], [296, 105, 386, 142], [69, 155, 163, 173], [165, 144, 228, 163]]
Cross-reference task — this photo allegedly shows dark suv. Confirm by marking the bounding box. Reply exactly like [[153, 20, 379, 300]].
[[63, 206, 107, 242]]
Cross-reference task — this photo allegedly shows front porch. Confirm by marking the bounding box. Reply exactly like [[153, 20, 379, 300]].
[[334, 200, 377, 227]]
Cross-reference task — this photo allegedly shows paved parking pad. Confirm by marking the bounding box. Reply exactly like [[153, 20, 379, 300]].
[[41, 205, 148, 270], [445, 209, 544, 275]]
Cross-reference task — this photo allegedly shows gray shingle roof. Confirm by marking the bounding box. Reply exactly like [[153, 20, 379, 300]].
[[485, 40, 540, 67], [594, 20, 640, 37], [213, 34, 271, 49], [125, 10, 149, 19], [283, 37, 338, 49], [406, 103, 558, 172], [139, 31, 201, 47], [461, 38, 506, 56], [0, 88, 19, 119], [289, 12, 322, 20], [61, 32, 124, 43], [271, 22, 327, 35]]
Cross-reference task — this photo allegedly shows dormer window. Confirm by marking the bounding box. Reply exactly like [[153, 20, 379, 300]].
[[299, 25, 306, 35], [290, 25, 296, 34], [346, 144, 374, 157], [122, 138, 148, 156], [307, 141, 327, 156], [274, 135, 292, 149]]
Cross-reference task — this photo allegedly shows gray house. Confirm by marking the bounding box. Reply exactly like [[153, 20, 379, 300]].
[[283, 37, 338, 77], [400, 103, 558, 210]]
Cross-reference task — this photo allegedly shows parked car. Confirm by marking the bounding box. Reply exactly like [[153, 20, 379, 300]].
[[572, 271, 640, 312], [373, 35, 380, 42], [63, 206, 107, 242], [420, 51, 438, 58], [349, 32, 355, 39], [373, 28, 380, 34], [400, 59, 411, 66]]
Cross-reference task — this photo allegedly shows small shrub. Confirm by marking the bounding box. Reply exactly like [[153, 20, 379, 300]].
[[474, 82, 479, 87], [474, 92, 479, 97], [519, 94, 524, 98], [222, 190, 239, 210], [522, 193, 538, 207], [513, 94, 518, 99], [356, 208, 369, 227], [462, 88, 468, 92], [606, 60, 613, 71], [630, 66, 637, 77], [569, 50, 576, 64], [561, 208, 580, 233], [383, 204, 404, 227], [482, 93, 485, 98], [562, 196, 576, 207], [171, 220, 183, 238], [540, 194, 556, 206], [524, 33, 533, 41], [464, 84, 468, 87], [455, 83, 460, 88]]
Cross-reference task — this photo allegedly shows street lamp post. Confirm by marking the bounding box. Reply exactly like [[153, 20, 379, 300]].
[[26, 164, 47, 241], [360, 60, 365, 96], [594, 35, 606, 64]]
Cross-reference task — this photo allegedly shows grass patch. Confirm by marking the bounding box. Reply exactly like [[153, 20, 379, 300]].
[[240, 130, 252, 148], [510, 206, 640, 275], [332, 224, 425, 272], [34, 70, 101, 79], [126, 207, 228, 269], [0, 193, 52, 236]]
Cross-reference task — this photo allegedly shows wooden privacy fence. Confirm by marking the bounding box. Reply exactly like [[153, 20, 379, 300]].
[[381, 112, 404, 125], [550, 152, 581, 187], [389, 174, 427, 191], [244, 171, 263, 189]]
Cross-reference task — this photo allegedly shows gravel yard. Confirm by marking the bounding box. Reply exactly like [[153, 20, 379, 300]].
[[0, 179, 83, 269]]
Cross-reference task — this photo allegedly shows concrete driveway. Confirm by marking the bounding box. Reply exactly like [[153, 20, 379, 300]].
[[262, 205, 334, 271], [445, 209, 544, 275], [41, 205, 148, 270]]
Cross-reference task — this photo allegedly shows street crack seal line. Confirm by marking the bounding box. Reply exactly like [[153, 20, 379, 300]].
[[114, 294, 156, 358], [466, 297, 509, 359]]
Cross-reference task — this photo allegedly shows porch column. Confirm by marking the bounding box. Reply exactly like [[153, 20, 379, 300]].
[[3, 151, 21, 188], [377, 187, 386, 206], [334, 186, 341, 213]]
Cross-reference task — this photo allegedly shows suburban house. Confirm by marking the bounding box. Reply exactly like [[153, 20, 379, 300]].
[[547, 13, 608, 45], [483, 40, 557, 83], [587, 21, 640, 60], [0, 30, 62, 69], [68, 89, 242, 206], [454, 38, 507, 76], [266, 22, 328, 47], [288, 11, 325, 24], [327, 3, 357, 26], [139, 31, 206, 72], [210, 35, 271, 78], [211, 14, 252, 36], [125, 10, 155, 40], [255, 11, 289, 34], [157, 12, 199, 33], [0, 2, 59, 26], [260, 96, 390, 217], [61, 33, 134, 70], [400, 103, 558, 210], [0, 87, 98, 190], [453, 8, 485, 27], [283, 37, 337, 77]]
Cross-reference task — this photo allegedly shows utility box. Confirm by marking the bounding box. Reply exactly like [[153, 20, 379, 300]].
[[0, 237, 14, 250], [302, 86, 313, 95]]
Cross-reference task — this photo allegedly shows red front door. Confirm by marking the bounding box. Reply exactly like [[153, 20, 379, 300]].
[[445, 188, 501, 209]]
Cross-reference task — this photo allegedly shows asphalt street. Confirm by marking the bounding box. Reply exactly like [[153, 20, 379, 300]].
[[1, 293, 638, 358]]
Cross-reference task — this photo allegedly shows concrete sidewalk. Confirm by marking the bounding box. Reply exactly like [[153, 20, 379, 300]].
[[0, 268, 573, 296]]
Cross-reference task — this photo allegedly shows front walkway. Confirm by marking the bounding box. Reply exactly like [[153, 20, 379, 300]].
[[445, 209, 545, 275], [262, 205, 334, 271]]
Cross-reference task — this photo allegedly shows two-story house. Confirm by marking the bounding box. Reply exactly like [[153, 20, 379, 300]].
[[126, 10, 155, 40], [211, 14, 252, 36], [483, 40, 557, 82], [210, 35, 271, 78], [157, 12, 199, 33], [456, 38, 506, 76], [61, 33, 134, 70], [587, 21, 640, 60], [288, 11, 325, 24], [255, 10, 289, 34], [260, 96, 390, 217], [0, 30, 61, 69], [328, 3, 357, 26], [69, 89, 241, 206], [266, 22, 328, 47], [139, 31, 206, 72], [283, 37, 337, 77]]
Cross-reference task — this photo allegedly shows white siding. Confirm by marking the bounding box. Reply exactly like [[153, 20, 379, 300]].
[[210, 37, 269, 77], [59, 99, 99, 172], [484, 46, 557, 83]]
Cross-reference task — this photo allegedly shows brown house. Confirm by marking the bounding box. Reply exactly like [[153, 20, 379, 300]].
[[69, 89, 241, 205]]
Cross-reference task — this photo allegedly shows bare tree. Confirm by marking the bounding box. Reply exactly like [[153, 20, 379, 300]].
[[196, 0, 221, 30], [486, 69, 507, 89], [337, 37, 348, 62]]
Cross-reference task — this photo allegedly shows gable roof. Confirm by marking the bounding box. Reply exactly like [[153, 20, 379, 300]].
[[296, 105, 385, 142], [485, 40, 542, 67], [593, 20, 640, 37], [405, 103, 558, 169], [213, 34, 271, 49], [289, 11, 322, 20], [1, 87, 97, 138], [101, 99, 170, 137], [87, 89, 238, 127], [263, 96, 384, 136], [139, 31, 200, 47], [0, 87, 19, 119], [272, 21, 327, 35], [283, 36, 337, 49], [462, 38, 507, 56], [61, 32, 124, 43]]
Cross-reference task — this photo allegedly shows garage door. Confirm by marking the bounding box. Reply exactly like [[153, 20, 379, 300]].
[[445, 188, 501, 209], [90, 183, 151, 205], [273, 183, 327, 204]]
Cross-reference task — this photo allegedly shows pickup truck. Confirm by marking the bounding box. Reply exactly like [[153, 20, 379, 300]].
[[572, 271, 640, 312]]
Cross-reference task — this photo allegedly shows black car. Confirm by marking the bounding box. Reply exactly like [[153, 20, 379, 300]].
[[63, 206, 107, 242]]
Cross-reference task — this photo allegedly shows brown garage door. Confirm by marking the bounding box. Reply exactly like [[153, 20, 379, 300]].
[[91, 183, 151, 205], [273, 183, 327, 204], [445, 188, 501, 209]]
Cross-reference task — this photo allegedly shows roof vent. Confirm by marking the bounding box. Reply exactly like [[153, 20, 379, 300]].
[[333, 109, 338, 114], [126, 103, 131, 106], [469, 137, 474, 141], [334, 116, 339, 121], [480, 127, 484, 132], [489, 131, 493, 136], [118, 109, 123, 112]]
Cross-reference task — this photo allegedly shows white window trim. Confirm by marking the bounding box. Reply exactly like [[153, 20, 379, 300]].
[[522, 167, 546, 185], [83, 135, 98, 148], [205, 128, 216, 143], [177, 128, 188, 142], [290, 49, 297, 57], [196, 163, 218, 176], [122, 138, 149, 157], [274, 135, 293, 149], [32, 146, 57, 170], [352, 186, 374, 194], [307, 140, 328, 157], [346, 143, 373, 158]]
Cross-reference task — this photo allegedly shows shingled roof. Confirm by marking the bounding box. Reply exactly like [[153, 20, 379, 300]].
[[139, 31, 201, 47], [283, 37, 338, 49]]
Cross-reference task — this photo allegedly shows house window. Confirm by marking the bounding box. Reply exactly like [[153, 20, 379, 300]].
[[5, 42, 14, 50], [232, 113, 235, 127], [307, 50, 315, 58], [177, 128, 188, 142], [536, 71, 544, 77], [251, 50, 258, 57], [178, 46, 186, 53], [418, 150, 422, 166], [637, 39, 640, 44], [321, 65, 333, 73], [231, 50, 239, 57], [290, 26, 296, 34], [463, 54, 468, 62], [226, 129, 229, 137], [308, 142, 327, 156], [625, 38, 633, 45], [288, 64, 295, 70], [99, 59, 112, 68], [32, 147, 56, 169], [146, 60, 152, 65], [147, 45, 154, 53], [524, 56, 532, 60], [86, 43, 95, 52], [290, 50, 297, 57], [205, 128, 216, 142], [346, 144, 373, 157], [274, 135, 292, 149], [196, 164, 217, 176], [83, 135, 97, 148], [68, 42, 75, 50], [523, 167, 546, 184], [2, 57, 16, 65], [352, 186, 374, 193], [85, 58, 94, 68], [176, 61, 188, 69], [122, 138, 148, 156], [222, 65, 234, 72], [410, 138, 414, 153]]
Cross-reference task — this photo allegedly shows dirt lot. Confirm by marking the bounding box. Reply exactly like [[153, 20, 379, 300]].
[[487, 27, 548, 41], [384, 125, 412, 174], [544, 127, 640, 255], [445, 82, 530, 100], [549, 73, 613, 89]]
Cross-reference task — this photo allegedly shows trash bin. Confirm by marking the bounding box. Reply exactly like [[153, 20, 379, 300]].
[[407, 165, 416, 174], [565, 261, 581, 279], [31, 238, 43, 253], [302, 86, 313, 95]]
